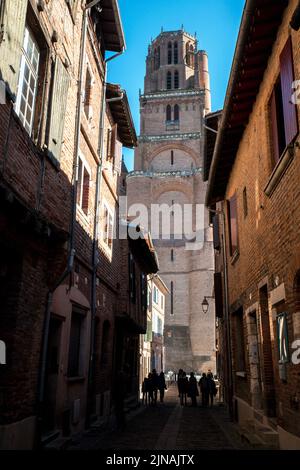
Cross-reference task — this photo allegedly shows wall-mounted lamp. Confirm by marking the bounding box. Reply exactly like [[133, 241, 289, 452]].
[[201, 296, 214, 314], [202, 297, 209, 314]]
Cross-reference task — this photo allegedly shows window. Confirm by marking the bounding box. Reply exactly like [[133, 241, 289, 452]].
[[168, 42, 172, 64], [68, 311, 84, 377], [227, 193, 239, 257], [167, 71, 172, 90], [170, 281, 174, 315], [84, 65, 92, 120], [269, 37, 298, 165], [76, 156, 90, 215], [107, 124, 117, 161], [15, 27, 40, 135], [171, 249, 174, 261], [174, 104, 180, 122], [174, 42, 178, 64], [166, 105, 172, 122], [171, 150, 174, 165], [103, 203, 114, 250], [174, 70, 179, 89]]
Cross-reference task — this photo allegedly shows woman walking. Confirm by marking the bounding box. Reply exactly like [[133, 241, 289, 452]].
[[188, 372, 199, 407]]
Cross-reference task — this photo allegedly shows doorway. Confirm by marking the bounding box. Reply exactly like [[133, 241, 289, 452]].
[[248, 310, 263, 410], [259, 285, 276, 417], [42, 316, 63, 433]]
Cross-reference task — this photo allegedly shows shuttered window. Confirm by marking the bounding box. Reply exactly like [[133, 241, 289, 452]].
[[0, 0, 28, 99], [103, 203, 114, 250], [47, 56, 70, 161], [77, 156, 90, 215], [227, 193, 238, 256], [15, 27, 40, 135], [269, 37, 298, 165], [280, 37, 298, 145], [214, 272, 224, 318]]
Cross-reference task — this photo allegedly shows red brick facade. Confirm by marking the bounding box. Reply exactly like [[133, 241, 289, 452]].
[[206, 0, 300, 449]]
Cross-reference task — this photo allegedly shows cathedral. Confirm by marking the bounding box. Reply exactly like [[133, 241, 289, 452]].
[[127, 29, 216, 373]]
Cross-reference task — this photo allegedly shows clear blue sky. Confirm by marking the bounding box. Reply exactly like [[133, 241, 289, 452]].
[[108, 0, 245, 170]]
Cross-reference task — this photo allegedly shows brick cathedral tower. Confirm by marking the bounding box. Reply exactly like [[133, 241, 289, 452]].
[[127, 29, 216, 373]]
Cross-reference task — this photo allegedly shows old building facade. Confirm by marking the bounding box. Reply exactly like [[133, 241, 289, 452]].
[[0, 0, 156, 450], [127, 30, 216, 374], [206, 0, 300, 450]]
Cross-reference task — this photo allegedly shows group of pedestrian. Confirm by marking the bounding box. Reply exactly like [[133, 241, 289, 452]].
[[142, 369, 167, 405], [177, 369, 217, 407]]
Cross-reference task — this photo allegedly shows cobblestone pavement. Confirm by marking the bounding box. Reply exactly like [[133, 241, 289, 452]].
[[69, 385, 251, 450]]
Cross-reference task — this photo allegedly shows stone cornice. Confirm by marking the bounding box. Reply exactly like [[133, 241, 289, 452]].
[[141, 89, 204, 101], [127, 168, 202, 179], [138, 132, 201, 143]]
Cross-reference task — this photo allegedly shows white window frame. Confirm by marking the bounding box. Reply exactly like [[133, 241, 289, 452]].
[[102, 201, 114, 252], [76, 153, 91, 216], [15, 27, 40, 135]]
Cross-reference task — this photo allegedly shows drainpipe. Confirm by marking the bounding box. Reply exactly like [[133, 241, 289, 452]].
[[37, 0, 101, 446], [220, 207, 234, 420], [87, 49, 124, 425]]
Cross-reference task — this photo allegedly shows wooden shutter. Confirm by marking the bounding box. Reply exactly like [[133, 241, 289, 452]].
[[110, 124, 117, 161], [106, 129, 112, 158], [270, 89, 280, 163], [47, 57, 70, 161], [82, 168, 89, 214], [0, 0, 28, 99], [228, 194, 238, 256], [214, 272, 224, 318], [280, 37, 298, 145]]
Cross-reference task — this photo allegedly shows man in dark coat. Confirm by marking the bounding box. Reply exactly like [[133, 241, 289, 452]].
[[188, 372, 199, 407], [199, 373, 209, 407]]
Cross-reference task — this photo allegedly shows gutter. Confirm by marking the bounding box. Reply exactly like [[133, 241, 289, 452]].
[[205, 0, 257, 207]]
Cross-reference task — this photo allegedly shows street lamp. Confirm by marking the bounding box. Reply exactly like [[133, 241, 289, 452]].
[[201, 297, 209, 314], [201, 296, 214, 314]]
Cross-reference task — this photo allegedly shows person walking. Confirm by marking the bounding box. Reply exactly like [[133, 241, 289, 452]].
[[207, 372, 217, 407], [188, 372, 199, 407], [158, 371, 167, 403], [151, 369, 159, 405], [142, 375, 149, 405], [178, 371, 188, 406], [199, 372, 209, 408]]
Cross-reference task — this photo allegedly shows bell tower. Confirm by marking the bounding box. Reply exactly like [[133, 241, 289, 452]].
[[127, 29, 216, 374]]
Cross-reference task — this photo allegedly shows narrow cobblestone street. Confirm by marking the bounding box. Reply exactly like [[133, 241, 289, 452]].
[[68, 386, 251, 451]]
